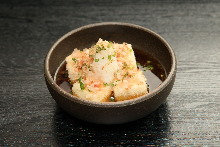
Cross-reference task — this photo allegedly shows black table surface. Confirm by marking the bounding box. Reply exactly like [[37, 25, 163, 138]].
[[1, 0, 220, 146]]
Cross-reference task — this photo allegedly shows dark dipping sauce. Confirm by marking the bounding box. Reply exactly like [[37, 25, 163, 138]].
[[55, 49, 167, 97]]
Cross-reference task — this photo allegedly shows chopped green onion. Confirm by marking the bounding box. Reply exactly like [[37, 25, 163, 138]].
[[95, 59, 99, 62], [147, 60, 152, 64], [145, 65, 154, 70], [96, 44, 106, 53], [122, 72, 129, 80], [103, 83, 109, 86], [108, 55, 112, 61], [110, 97, 115, 102], [111, 83, 116, 86], [112, 52, 116, 57], [78, 77, 85, 90], [103, 82, 116, 86], [123, 62, 128, 68], [72, 58, 77, 63], [107, 43, 113, 48]]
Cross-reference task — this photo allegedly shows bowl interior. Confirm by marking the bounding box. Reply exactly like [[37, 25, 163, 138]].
[[48, 23, 172, 81]]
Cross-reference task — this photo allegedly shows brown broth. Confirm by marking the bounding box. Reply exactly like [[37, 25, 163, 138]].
[[135, 49, 167, 92], [54, 50, 167, 99]]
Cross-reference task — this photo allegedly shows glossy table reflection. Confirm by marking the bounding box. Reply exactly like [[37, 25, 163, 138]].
[[54, 104, 170, 146], [1, 0, 220, 146]]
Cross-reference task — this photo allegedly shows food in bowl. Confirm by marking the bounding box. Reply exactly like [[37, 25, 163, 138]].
[[55, 39, 166, 102], [45, 22, 176, 124]]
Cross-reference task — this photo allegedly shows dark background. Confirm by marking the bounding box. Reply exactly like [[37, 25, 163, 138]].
[[1, 0, 220, 146]]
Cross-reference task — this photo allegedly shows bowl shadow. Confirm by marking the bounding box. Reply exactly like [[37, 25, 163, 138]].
[[52, 103, 170, 146]]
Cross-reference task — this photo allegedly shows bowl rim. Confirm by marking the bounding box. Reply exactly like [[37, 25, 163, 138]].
[[44, 22, 176, 108]]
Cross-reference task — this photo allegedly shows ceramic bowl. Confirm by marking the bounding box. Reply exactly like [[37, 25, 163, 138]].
[[44, 22, 176, 124]]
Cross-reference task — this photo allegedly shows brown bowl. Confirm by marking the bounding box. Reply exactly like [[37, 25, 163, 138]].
[[44, 22, 176, 124]]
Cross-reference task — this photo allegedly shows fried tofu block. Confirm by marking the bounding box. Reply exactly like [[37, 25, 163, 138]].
[[65, 49, 90, 83], [114, 43, 137, 69], [68, 39, 119, 102], [72, 82, 112, 102], [112, 42, 148, 101], [113, 70, 148, 101]]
